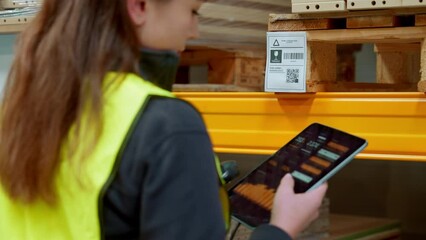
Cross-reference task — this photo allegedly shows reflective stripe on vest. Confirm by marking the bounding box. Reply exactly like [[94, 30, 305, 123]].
[[214, 155, 231, 231]]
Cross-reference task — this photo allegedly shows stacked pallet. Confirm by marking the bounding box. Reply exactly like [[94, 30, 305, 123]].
[[176, 0, 293, 91], [0, 0, 41, 32], [174, 47, 266, 91], [0, 0, 41, 9], [189, 0, 292, 50], [268, 8, 426, 92], [291, 0, 426, 13]]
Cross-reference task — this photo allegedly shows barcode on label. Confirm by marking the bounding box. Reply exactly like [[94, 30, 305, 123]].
[[283, 53, 304, 60], [286, 69, 299, 83]]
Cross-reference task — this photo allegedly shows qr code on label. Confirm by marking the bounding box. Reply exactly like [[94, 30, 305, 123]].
[[286, 69, 299, 83]]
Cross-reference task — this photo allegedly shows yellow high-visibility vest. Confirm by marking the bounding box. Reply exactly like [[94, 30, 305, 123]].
[[0, 72, 229, 239]]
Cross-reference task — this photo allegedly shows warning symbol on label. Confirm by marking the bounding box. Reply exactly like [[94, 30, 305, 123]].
[[273, 39, 280, 46]]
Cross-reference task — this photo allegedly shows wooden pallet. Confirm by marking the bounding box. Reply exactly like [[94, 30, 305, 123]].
[[190, 0, 291, 50], [269, 8, 426, 31], [174, 47, 266, 92], [268, 9, 426, 92], [0, 0, 41, 10]]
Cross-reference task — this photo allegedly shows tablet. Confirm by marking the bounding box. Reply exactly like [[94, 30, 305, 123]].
[[228, 123, 368, 228]]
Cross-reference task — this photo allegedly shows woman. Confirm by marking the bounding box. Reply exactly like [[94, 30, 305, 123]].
[[0, 0, 327, 239]]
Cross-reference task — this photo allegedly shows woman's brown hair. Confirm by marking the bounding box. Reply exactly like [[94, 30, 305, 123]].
[[0, 0, 141, 204]]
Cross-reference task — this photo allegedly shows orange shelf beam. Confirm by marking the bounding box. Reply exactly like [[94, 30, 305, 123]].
[[175, 92, 426, 162]]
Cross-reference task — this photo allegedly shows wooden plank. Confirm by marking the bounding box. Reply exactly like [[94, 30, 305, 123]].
[[270, 13, 415, 31], [373, 42, 420, 52], [179, 49, 235, 66], [187, 34, 265, 50], [375, 43, 420, 84], [194, 0, 290, 49], [179, 47, 265, 88], [172, 84, 261, 92], [328, 214, 400, 239], [421, 38, 426, 83], [268, 17, 338, 31], [0, 23, 26, 33], [292, 1, 347, 14], [270, 8, 426, 21], [346, 15, 399, 28], [307, 42, 337, 83], [0, 17, 31, 25], [306, 81, 418, 92], [213, 0, 291, 12], [234, 57, 265, 88], [347, 0, 403, 10], [208, 58, 236, 85], [243, 0, 291, 7], [419, 80, 426, 91], [304, 26, 426, 44], [196, 24, 266, 49], [0, 16, 33, 33], [416, 14, 426, 26], [403, 0, 426, 7], [0, 0, 41, 9], [199, 3, 271, 25]]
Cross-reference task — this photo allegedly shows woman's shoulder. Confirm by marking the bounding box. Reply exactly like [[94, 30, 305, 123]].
[[142, 95, 206, 132]]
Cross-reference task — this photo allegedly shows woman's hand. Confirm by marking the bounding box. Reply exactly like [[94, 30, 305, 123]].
[[270, 174, 328, 239]]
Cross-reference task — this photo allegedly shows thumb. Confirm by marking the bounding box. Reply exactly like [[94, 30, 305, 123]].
[[281, 173, 295, 193], [308, 182, 328, 199]]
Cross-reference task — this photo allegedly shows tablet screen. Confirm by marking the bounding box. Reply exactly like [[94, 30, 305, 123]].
[[229, 123, 367, 228]]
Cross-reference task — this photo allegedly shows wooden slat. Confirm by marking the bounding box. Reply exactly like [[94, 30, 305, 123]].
[[233, 57, 265, 88], [213, 0, 291, 11], [0, 14, 35, 33], [199, 24, 265, 38], [198, 24, 266, 47], [268, 18, 338, 31], [0, 0, 41, 9], [270, 8, 426, 21], [0, 22, 26, 33], [347, 16, 399, 28], [243, 0, 291, 8], [302, 26, 426, 44], [200, 3, 271, 25], [419, 80, 426, 91], [373, 42, 420, 52], [329, 214, 400, 239], [375, 43, 420, 84], [416, 14, 426, 26], [172, 84, 261, 92], [193, 1, 291, 50], [306, 81, 418, 92], [179, 49, 235, 66], [270, 12, 417, 31], [421, 38, 426, 85]]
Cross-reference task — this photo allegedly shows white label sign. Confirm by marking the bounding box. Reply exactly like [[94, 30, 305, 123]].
[[265, 32, 307, 92]]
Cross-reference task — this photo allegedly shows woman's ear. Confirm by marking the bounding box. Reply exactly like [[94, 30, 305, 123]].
[[126, 0, 147, 26]]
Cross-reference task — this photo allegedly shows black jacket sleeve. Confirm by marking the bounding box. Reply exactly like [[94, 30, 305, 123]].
[[136, 98, 226, 239], [102, 96, 225, 240], [102, 96, 291, 240], [251, 224, 292, 240]]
